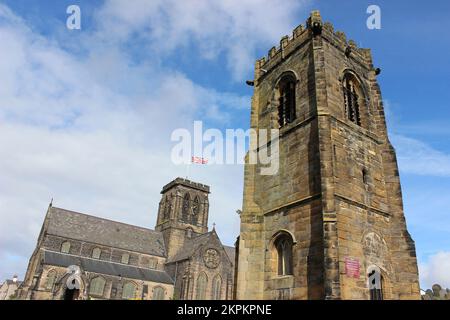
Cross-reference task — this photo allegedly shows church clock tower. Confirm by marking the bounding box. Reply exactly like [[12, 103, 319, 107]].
[[155, 178, 210, 259], [236, 11, 420, 300]]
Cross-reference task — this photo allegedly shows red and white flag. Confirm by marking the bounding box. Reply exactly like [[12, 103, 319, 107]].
[[191, 156, 208, 164]]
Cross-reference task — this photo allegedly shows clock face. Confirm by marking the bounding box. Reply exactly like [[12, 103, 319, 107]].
[[203, 248, 220, 269]]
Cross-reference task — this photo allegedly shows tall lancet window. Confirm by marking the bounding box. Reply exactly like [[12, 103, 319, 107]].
[[192, 196, 200, 225], [182, 193, 190, 221], [278, 76, 296, 127], [343, 73, 362, 126], [195, 273, 208, 300], [274, 233, 293, 276], [163, 195, 172, 220], [212, 275, 222, 300]]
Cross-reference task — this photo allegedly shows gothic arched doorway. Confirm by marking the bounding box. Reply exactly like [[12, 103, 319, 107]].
[[64, 288, 80, 300]]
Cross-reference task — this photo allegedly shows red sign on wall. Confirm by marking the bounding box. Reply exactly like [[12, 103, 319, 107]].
[[345, 257, 360, 278]]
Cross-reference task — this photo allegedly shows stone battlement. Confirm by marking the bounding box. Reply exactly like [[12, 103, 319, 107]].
[[161, 177, 210, 194], [256, 11, 373, 77]]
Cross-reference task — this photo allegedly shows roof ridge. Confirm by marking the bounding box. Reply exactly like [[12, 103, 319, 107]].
[[193, 231, 213, 239], [50, 206, 157, 233]]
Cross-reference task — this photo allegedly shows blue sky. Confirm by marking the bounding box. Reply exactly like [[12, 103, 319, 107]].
[[0, 0, 449, 290]]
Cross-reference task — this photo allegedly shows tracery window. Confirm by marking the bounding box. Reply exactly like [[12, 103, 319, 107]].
[[212, 275, 222, 300], [274, 233, 293, 276], [163, 194, 173, 220], [45, 270, 57, 290], [192, 196, 200, 224], [122, 282, 136, 300], [89, 277, 106, 297], [182, 193, 190, 221], [152, 286, 165, 300], [195, 273, 208, 300]]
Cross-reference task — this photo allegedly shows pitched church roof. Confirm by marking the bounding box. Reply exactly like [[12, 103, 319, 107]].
[[166, 231, 235, 265], [42, 250, 173, 284], [223, 246, 236, 264], [166, 232, 213, 263], [46, 207, 166, 257]]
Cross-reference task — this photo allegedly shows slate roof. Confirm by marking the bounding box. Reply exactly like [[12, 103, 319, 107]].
[[42, 250, 174, 284], [166, 231, 235, 266], [224, 246, 236, 264], [166, 232, 213, 263], [46, 207, 166, 257]]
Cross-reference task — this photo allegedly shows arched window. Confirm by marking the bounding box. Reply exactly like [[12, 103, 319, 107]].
[[92, 247, 101, 259], [195, 273, 208, 300], [45, 270, 57, 290], [192, 196, 200, 224], [278, 75, 296, 127], [274, 233, 294, 276], [163, 195, 172, 220], [148, 258, 157, 269], [89, 277, 106, 297], [61, 241, 71, 254], [180, 277, 188, 300], [121, 253, 130, 264], [368, 266, 383, 300], [152, 286, 165, 300], [122, 282, 137, 300], [211, 275, 222, 300], [343, 73, 363, 126], [162, 196, 168, 220], [182, 193, 190, 221]]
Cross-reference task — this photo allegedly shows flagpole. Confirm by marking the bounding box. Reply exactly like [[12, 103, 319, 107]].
[[186, 162, 190, 179]]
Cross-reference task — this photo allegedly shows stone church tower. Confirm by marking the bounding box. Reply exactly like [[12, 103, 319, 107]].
[[156, 178, 235, 300], [155, 178, 210, 259], [236, 11, 420, 300]]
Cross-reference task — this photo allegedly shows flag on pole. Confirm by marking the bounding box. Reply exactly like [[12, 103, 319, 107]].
[[191, 156, 208, 164]]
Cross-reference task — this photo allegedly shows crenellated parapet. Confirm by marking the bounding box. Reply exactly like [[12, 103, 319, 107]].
[[255, 21, 309, 78], [255, 11, 374, 79], [161, 177, 210, 194]]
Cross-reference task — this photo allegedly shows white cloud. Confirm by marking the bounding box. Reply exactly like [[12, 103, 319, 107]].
[[0, 1, 270, 281], [96, 0, 309, 80], [419, 251, 450, 290], [391, 134, 450, 177]]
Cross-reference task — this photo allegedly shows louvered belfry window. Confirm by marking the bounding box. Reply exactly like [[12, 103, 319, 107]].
[[343, 74, 362, 126], [278, 77, 296, 127]]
